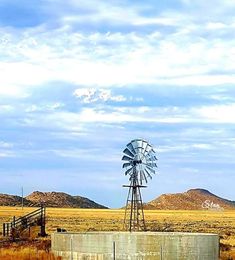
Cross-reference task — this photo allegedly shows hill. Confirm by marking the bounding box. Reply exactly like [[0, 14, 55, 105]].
[[0, 191, 107, 209], [26, 191, 108, 209], [0, 194, 31, 206], [145, 188, 235, 210]]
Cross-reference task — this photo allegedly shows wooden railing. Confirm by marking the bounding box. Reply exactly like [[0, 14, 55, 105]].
[[3, 206, 46, 238]]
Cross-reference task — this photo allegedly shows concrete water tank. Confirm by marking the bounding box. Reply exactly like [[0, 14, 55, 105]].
[[51, 231, 219, 260]]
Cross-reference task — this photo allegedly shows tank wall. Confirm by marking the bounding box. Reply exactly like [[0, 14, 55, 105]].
[[51, 232, 219, 260]]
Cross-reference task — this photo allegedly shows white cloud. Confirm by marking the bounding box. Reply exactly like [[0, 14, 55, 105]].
[[25, 103, 64, 112], [0, 141, 13, 148], [0, 105, 14, 113], [0, 141, 14, 158], [158, 143, 214, 153], [61, 0, 181, 28], [51, 148, 119, 162], [20, 106, 191, 132], [0, 10, 235, 97], [0, 0, 235, 102], [18, 102, 235, 134], [206, 22, 227, 30], [73, 88, 126, 103], [0, 86, 24, 97], [191, 144, 213, 150], [0, 151, 14, 158], [196, 103, 235, 123], [209, 94, 234, 101]]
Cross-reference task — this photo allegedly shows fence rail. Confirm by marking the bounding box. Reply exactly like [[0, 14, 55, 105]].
[[2, 205, 46, 238]]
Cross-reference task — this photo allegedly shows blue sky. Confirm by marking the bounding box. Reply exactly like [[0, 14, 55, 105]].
[[0, 0, 235, 208]]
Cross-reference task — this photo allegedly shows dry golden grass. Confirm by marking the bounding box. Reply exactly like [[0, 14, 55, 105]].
[[0, 247, 60, 260], [0, 238, 61, 259], [1, 207, 235, 259]]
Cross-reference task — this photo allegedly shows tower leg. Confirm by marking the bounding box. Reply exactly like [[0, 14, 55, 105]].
[[123, 178, 146, 232]]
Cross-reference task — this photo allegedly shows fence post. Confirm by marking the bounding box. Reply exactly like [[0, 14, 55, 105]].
[[40, 206, 46, 236], [160, 245, 163, 260], [3, 223, 5, 236], [70, 236, 73, 260], [113, 241, 116, 260], [40, 206, 43, 235], [6, 223, 9, 236]]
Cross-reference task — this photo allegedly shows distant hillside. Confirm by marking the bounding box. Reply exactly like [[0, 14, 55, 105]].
[[0, 191, 107, 209], [26, 191, 108, 209], [0, 194, 31, 206], [145, 189, 235, 210]]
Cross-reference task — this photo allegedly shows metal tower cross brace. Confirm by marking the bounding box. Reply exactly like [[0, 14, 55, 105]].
[[123, 171, 147, 232]]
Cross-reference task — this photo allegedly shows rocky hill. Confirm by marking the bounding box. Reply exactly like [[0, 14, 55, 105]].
[[0, 194, 31, 206], [145, 188, 235, 210], [26, 191, 107, 208], [1, 188, 234, 210], [0, 191, 107, 209]]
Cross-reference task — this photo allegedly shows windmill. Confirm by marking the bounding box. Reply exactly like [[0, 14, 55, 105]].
[[122, 139, 157, 232]]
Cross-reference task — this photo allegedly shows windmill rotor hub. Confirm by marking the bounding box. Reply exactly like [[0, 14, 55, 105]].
[[133, 159, 142, 166]]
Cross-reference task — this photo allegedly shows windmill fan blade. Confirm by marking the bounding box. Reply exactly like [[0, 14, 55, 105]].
[[122, 162, 131, 168], [146, 165, 156, 174], [136, 139, 142, 147], [141, 170, 148, 183], [146, 154, 157, 163], [142, 141, 147, 154], [146, 154, 153, 160], [127, 142, 136, 155], [127, 145, 137, 156], [122, 155, 133, 162], [141, 140, 146, 153], [147, 163, 158, 168], [136, 139, 143, 153], [144, 169, 153, 179], [146, 157, 158, 165], [131, 140, 138, 151], [144, 144, 152, 155], [139, 171, 143, 185], [147, 159, 157, 165], [125, 167, 133, 175], [123, 148, 134, 158], [146, 150, 155, 158]]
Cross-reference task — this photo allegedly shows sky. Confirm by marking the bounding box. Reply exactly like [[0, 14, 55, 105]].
[[0, 0, 235, 208]]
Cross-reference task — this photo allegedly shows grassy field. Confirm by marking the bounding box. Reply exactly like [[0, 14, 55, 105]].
[[1, 207, 235, 259]]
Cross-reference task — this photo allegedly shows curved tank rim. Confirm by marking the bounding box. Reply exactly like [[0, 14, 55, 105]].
[[54, 231, 218, 236]]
